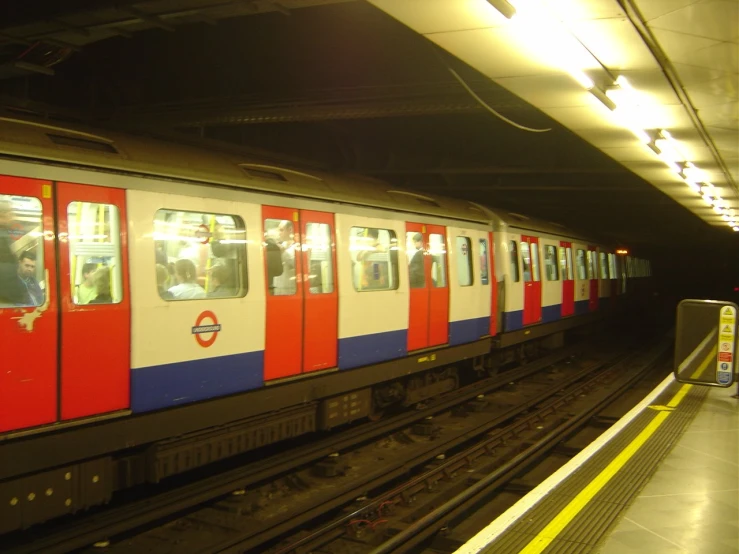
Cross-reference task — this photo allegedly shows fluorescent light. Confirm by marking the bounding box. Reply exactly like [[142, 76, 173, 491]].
[[654, 138, 682, 162], [571, 70, 594, 89], [684, 180, 701, 193], [701, 194, 714, 206], [733, 226, 739, 231], [487, 0, 517, 19], [630, 128, 651, 143], [663, 159, 681, 173], [590, 86, 616, 110], [722, 214, 730, 221]]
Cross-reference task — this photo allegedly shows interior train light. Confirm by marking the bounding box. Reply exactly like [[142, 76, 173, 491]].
[[616, 249, 629, 255], [487, 0, 517, 19]]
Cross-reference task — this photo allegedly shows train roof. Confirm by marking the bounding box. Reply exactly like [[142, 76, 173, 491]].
[[0, 112, 600, 245]]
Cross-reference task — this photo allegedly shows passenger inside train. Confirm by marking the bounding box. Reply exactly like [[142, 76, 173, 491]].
[[407, 232, 425, 288], [89, 266, 113, 304], [76, 262, 99, 305], [169, 259, 206, 300], [0, 195, 45, 307]]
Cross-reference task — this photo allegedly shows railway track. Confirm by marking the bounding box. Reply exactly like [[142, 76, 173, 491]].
[[4, 333, 666, 554]]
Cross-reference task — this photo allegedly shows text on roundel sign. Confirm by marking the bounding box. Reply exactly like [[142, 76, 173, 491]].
[[192, 310, 221, 347]]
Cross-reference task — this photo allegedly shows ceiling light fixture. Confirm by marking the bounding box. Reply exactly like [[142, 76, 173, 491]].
[[487, 0, 517, 19], [589, 85, 616, 111]]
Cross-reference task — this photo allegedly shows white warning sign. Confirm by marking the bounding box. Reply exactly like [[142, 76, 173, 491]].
[[717, 305, 736, 385]]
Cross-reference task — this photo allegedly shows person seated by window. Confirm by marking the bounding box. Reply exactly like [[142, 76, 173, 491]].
[[156, 263, 173, 299], [208, 264, 236, 298], [168, 259, 205, 300], [89, 267, 113, 304], [77, 262, 98, 304], [16, 251, 43, 306]]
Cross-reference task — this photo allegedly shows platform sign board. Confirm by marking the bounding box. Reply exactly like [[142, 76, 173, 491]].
[[674, 299, 738, 387]]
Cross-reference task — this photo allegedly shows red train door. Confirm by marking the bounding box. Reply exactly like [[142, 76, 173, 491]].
[[588, 245, 599, 311], [521, 235, 542, 325], [263, 207, 338, 380], [300, 210, 338, 372], [57, 183, 131, 420], [0, 176, 59, 433], [560, 241, 574, 317], [406, 223, 449, 351]]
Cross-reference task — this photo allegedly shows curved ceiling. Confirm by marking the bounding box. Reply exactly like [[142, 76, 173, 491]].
[[0, 0, 736, 254]]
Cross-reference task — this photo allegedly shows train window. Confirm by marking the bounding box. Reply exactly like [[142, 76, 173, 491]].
[[509, 240, 520, 282], [599, 252, 608, 279], [406, 232, 425, 289], [68, 202, 122, 305], [155, 210, 247, 301], [545, 245, 559, 281], [530, 243, 541, 282], [0, 194, 46, 308], [558, 247, 567, 280], [566, 247, 574, 280], [429, 233, 447, 288], [608, 254, 616, 279], [264, 218, 297, 295], [456, 237, 473, 287], [304, 222, 334, 294], [350, 227, 399, 292], [576, 249, 587, 280], [520, 241, 532, 282], [586, 251, 596, 279], [479, 238, 489, 285]]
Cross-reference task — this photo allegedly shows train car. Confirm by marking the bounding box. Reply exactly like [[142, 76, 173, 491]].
[[0, 113, 650, 532]]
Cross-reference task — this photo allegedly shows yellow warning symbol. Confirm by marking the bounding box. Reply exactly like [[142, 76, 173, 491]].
[[720, 307, 736, 325], [723, 324, 734, 334]]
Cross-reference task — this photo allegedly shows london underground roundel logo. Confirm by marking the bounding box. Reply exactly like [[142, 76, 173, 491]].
[[195, 224, 211, 244], [192, 311, 221, 347]]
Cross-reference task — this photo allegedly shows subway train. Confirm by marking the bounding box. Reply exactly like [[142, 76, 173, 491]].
[[0, 113, 650, 532]]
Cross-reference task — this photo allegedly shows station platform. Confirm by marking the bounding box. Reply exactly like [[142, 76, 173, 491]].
[[456, 375, 739, 554]]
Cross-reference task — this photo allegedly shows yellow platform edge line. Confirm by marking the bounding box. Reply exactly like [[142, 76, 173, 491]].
[[517, 372, 701, 554]]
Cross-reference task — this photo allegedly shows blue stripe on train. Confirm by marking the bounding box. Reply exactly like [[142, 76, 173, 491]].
[[503, 310, 523, 331], [542, 303, 561, 323], [575, 299, 590, 315], [449, 316, 490, 346], [339, 329, 407, 370], [131, 351, 264, 413]]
